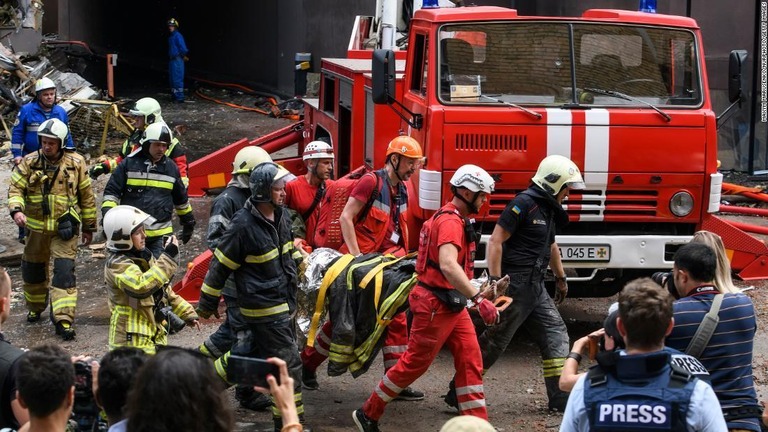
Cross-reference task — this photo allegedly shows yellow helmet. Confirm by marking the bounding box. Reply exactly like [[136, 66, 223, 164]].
[[232, 146, 272, 175], [532, 155, 585, 196], [167, 18, 179, 28]]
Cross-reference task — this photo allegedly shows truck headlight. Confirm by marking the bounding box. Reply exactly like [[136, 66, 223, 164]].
[[670, 191, 694, 217]]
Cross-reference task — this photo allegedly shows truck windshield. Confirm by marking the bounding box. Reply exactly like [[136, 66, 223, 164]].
[[437, 22, 701, 108]]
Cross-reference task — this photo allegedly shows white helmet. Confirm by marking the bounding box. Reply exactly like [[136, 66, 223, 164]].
[[37, 118, 69, 150], [450, 164, 495, 194], [302, 141, 334, 161], [139, 122, 173, 152], [104, 205, 156, 252], [35, 77, 56, 94], [531, 155, 586, 196], [129, 97, 163, 126], [232, 146, 272, 175]]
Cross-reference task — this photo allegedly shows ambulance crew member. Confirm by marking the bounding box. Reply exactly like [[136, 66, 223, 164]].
[[103, 205, 200, 354], [445, 155, 584, 412], [198, 146, 273, 412], [196, 162, 309, 431], [560, 278, 726, 432], [353, 165, 501, 431], [285, 140, 334, 248], [8, 119, 96, 340], [89, 97, 189, 186], [101, 122, 195, 258], [301, 136, 424, 401]]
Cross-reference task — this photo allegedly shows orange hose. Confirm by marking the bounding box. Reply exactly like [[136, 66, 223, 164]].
[[194, 88, 272, 115], [722, 182, 763, 194]]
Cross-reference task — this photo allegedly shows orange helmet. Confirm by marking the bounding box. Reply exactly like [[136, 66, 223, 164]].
[[386, 136, 423, 160]]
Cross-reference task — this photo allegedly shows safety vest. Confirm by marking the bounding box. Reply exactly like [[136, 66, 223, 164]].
[[334, 169, 408, 255], [584, 349, 696, 431]]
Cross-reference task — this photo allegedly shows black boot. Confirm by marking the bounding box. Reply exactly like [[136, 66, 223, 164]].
[[235, 385, 271, 411], [545, 376, 569, 412], [441, 379, 459, 410]]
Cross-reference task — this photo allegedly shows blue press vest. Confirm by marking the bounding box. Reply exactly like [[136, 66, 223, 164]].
[[584, 349, 697, 431]]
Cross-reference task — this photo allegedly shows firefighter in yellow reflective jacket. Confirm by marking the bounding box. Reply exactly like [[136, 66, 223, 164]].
[[101, 122, 195, 258], [103, 205, 199, 354], [8, 118, 96, 340]]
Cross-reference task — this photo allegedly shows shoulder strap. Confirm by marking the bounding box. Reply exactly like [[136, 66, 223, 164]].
[[301, 181, 326, 221], [685, 293, 724, 358], [357, 171, 382, 223]]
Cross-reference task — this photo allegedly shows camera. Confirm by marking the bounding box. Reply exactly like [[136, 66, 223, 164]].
[[71, 361, 107, 432], [158, 306, 186, 334], [651, 271, 679, 299]]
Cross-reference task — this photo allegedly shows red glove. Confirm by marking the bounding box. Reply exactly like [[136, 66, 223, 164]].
[[476, 297, 500, 326]]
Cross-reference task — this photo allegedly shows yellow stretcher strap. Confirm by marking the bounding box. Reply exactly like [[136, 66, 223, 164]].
[[306, 254, 356, 347], [356, 252, 416, 324]]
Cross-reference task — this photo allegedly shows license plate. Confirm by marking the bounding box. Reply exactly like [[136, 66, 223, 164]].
[[558, 245, 611, 262]]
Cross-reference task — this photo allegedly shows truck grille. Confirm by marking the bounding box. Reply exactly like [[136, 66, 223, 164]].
[[455, 133, 527, 152], [488, 188, 659, 218]]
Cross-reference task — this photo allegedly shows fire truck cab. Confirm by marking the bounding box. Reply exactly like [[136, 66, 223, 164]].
[[367, 6, 755, 295], [183, 6, 765, 299]]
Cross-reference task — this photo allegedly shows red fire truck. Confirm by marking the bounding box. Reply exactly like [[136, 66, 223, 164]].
[[179, 5, 767, 299]]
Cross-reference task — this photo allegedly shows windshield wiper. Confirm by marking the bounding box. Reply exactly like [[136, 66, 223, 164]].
[[479, 94, 542, 120], [584, 87, 671, 123]]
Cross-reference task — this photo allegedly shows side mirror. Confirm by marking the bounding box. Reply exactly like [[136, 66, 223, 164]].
[[728, 50, 748, 103], [372, 49, 395, 104]]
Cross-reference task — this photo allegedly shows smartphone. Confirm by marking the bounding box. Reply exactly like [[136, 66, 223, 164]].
[[227, 355, 280, 388]]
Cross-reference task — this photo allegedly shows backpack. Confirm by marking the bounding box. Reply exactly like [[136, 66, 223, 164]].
[[313, 166, 381, 249]]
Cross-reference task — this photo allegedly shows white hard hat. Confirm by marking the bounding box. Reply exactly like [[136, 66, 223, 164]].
[[35, 77, 56, 93], [531, 155, 586, 196], [104, 205, 156, 252], [302, 140, 334, 161], [450, 164, 495, 194], [232, 146, 272, 175]]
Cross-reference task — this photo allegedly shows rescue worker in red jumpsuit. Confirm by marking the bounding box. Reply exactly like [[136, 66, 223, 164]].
[[352, 164, 501, 431], [300, 136, 424, 401], [285, 140, 334, 249]]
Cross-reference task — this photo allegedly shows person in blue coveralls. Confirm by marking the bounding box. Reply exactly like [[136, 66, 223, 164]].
[[167, 18, 188, 103]]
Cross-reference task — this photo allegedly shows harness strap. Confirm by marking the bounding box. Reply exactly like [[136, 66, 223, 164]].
[[306, 254, 355, 347]]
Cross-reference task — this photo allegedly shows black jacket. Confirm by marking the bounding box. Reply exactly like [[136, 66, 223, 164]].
[[198, 201, 302, 323]]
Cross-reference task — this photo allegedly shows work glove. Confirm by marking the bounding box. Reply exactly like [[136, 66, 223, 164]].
[[57, 218, 75, 241], [195, 307, 220, 320], [180, 223, 194, 245], [88, 162, 109, 179], [475, 297, 500, 326], [163, 235, 179, 258]]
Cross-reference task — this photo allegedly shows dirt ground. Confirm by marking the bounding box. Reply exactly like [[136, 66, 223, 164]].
[[1, 84, 768, 432]]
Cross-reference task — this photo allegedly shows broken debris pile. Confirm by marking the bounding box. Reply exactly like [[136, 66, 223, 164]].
[[0, 37, 132, 160]]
